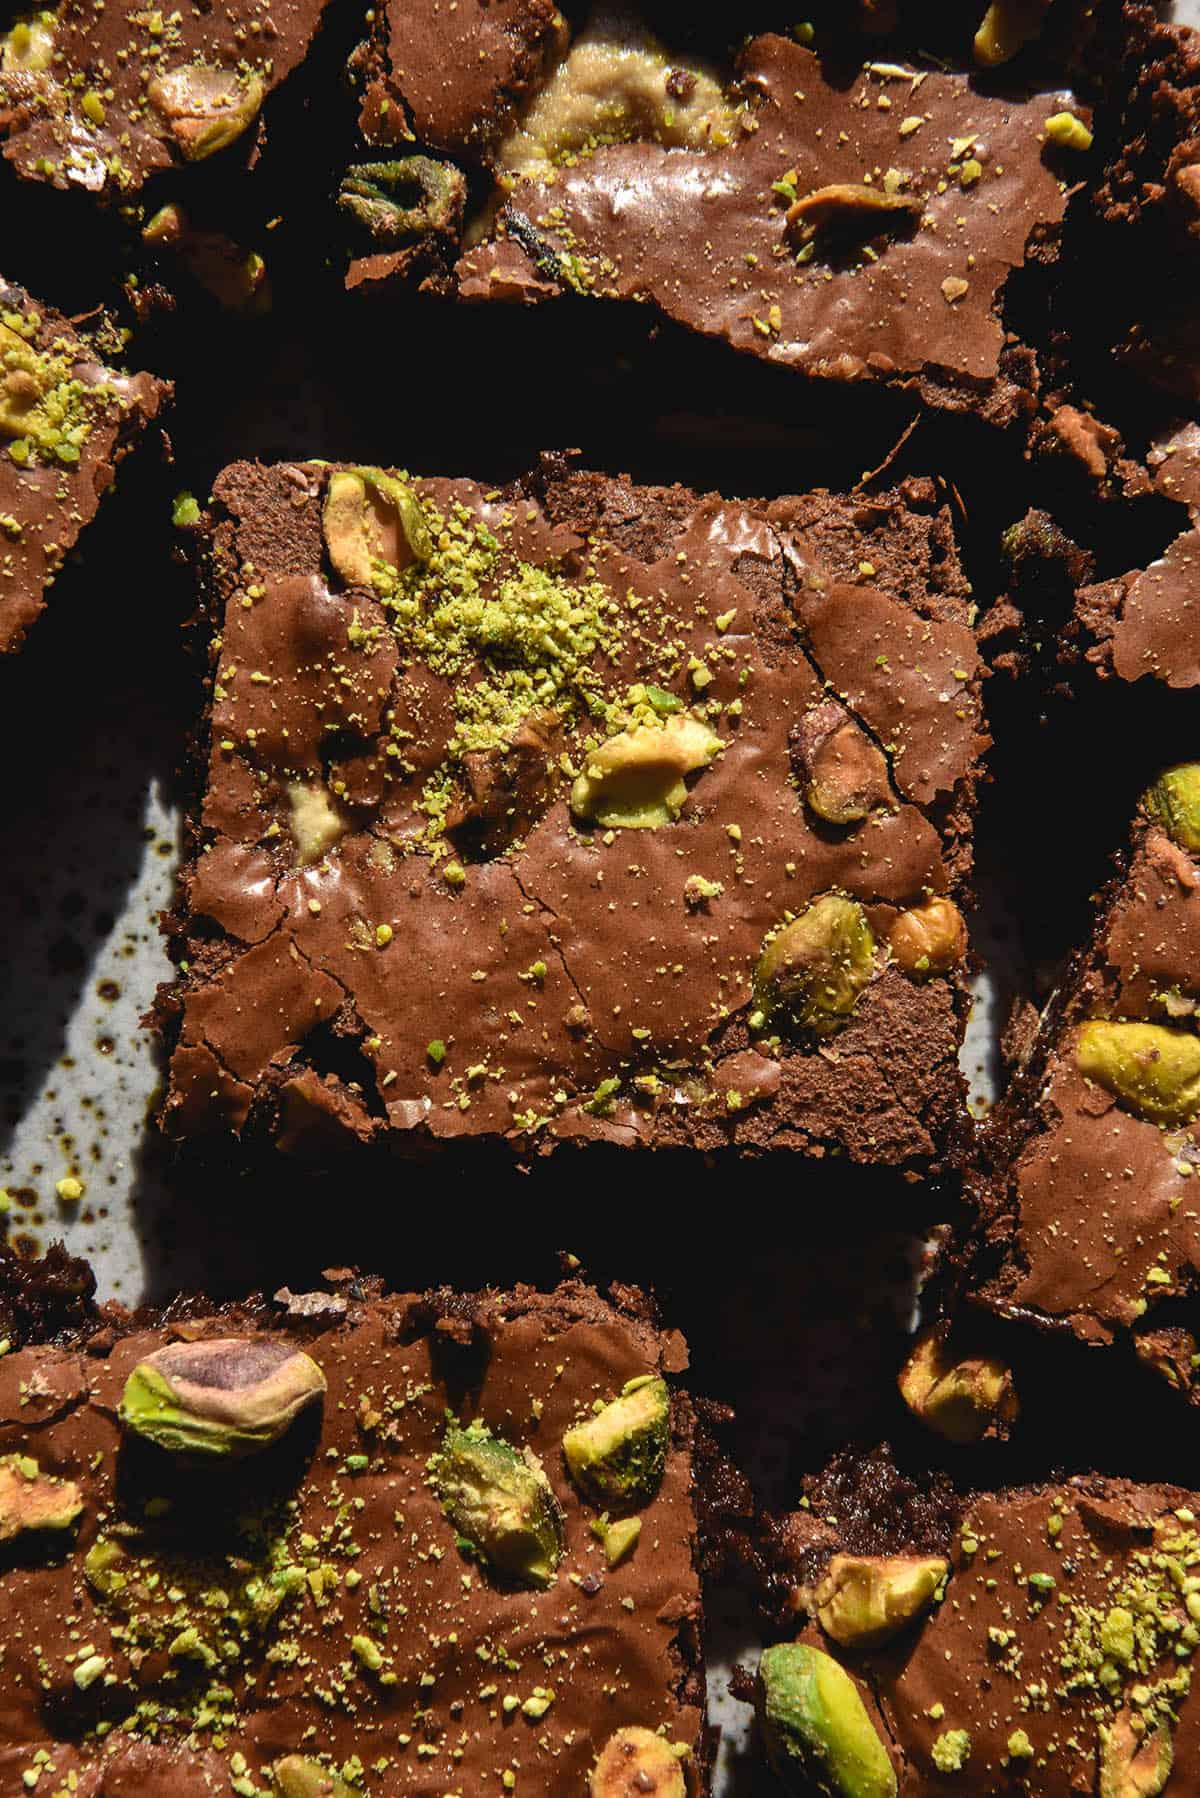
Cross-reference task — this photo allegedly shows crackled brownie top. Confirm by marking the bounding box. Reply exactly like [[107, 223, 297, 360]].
[[0, 277, 165, 652], [163, 460, 984, 1166], [967, 765, 1200, 1393], [0, 1275, 703, 1796], [357, 12, 1087, 406], [0, 0, 330, 196], [764, 1465, 1200, 1797]]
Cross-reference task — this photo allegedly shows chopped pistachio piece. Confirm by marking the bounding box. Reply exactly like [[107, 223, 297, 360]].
[[755, 895, 876, 1034], [322, 467, 432, 591], [812, 1553, 949, 1648], [0, 1453, 84, 1541], [786, 182, 921, 233], [570, 714, 721, 829], [1076, 1020, 1200, 1126], [338, 156, 466, 244], [563, 1375, 669, 1509], [590, 1726, 687, 1798], [0, 10, 55, 72], [429, 1421, 564, 1587], [273, 1755, 355, 1798], [898, 1330, 1017, 1444], [1145, 763, 1200, 853], [973, 0, 1051, 66], [118, 1337, 327, 1458], [1098, 1708, 1172, 1798], [147, 63, 264, 160]]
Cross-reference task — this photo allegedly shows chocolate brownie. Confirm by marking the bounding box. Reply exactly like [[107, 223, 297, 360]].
[[344, 9, 1091, 419], [0, 1256, 709, 1796], [954, 760, 1200, 1405], [758, 1450, 1200, 1796], [0, 275, 166, 651], [157, 457, 986, 1169], [0, 0, 332, 198]]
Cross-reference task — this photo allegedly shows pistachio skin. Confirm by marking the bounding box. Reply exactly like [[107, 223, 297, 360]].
[[898, 1330, 1018, 1445], [429, 1422, 565, 1588], [759, 1642, 896, 1798], [812, 1553, 949, 1649], [755, 896, 876, 1034], [1145, 763, 1200, 853], [562, 1375, 669, 1510], [118, 1338, 327, 1458], [1076, 1020, 1200, 1126], [1098, 1709, 1173, 1798], [887, 898, 968, 978], [792, 702, 891, 826], [590, 1727, 687, 1798]]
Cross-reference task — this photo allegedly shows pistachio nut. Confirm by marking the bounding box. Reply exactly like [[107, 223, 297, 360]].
[[754, 895, 876, 1034], [1145, 763, 1200, 854], [1, 10, 55, 72], [898, 1330, 1018, 1444], [322, 466, 431, 591], [887, 898, 968, 978], [590, 1727, 687, 1798], [786, 183, 920, 237], [569, 713, 722, 829], [429, 1421, 565, 1588], [147, 63, 265, 160], [1075, 1020, 1200, 1127], [759, 1642, 896, 1798], [812, 1553, 948, 1649], [286, 780, 346, 866], [792, 702, 892, 826], [0, 1453, 84, 1542], [563, 1374, 669, 1510], [446, 708, 563, 855], [338, 156, 466, 245], [973, 0, 1052, 66], [118, 1337, 327, 1457], [273, 1757, 354, 1798], [1098, 1708, 1173, 1798]]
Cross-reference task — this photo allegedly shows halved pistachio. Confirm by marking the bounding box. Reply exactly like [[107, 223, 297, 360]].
[[147, 64, 265, 160], [273, 1756, 354, 1798], [1076, 1020, 1200, 1127], [973, 0, 1052, 66], [118, 1338, 327, 1458], [0, 10, 55, 72], [898, 1330, 1017, 1445], [0, 1453, 84, 1542], [569, 714, 722, 829], [792, 701, 892, 826], [887, 899, 968, 978], [812, 1553, 948, 1648], [563, 1374, 669, 1510], [1098, 1708, 1173, 1798], [429, 1421, 564, 1587], [1145, 763, 1200, 854], [322, 467, 431, 590], [759, 1642, 896, 1798], [590, 1728, 687, 1798], [338, 156, 466, 245], [754, 896, 876, 1034]]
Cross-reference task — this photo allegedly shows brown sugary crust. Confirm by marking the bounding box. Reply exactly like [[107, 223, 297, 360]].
[[761, 1456, 1200, 1796], [154, 456, 985, 1172], [0, 1249, 717, 1795], [0, 277, 168, 652]]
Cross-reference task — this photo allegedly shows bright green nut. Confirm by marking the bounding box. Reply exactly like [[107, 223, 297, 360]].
[[590, 1727, 687, 1797], [147, 63, 264, 159], [759, 1642, 896, 1798], [118, 1337, 327, 1458], [1145, 763, 1200, 853], [755, 896, 876, 1034], [812, 1553, 948, 1649], [569, 714, 722, 829], [429, 1421, 564, 1587], [338, 156, 466, 245], [1099, 1709, 1173, 1798], [563, 1374, 669, 1510], [1044, 111, 1093, 153], [1076, 1020, 1200, 1126], [322, 467, 431, 592], [0, 1453, 83, 1541], [273, 1756, 354, 1798], [898, 1330, 1018, 1445]]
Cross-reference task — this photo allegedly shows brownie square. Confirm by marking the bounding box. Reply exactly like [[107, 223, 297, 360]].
[[759, 1448, 1200, 1795], [0, 1259, 709, 1796], [0, 275, 167, 651], [957, 761, 1200, 1402], [159, 457, 985, 1169]]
